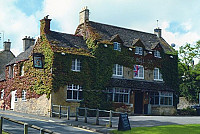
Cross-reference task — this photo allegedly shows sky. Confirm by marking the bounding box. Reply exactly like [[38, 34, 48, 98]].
[[0, 0, 200, 62]]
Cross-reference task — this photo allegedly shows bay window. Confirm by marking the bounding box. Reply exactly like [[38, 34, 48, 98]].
[[150, 91, 173, 106]]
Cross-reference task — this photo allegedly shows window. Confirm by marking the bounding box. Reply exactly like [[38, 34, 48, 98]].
[[154, 68, 163, 81], [107, 88, 130, 104], [67, 84, 83, 101], [135, 47, 143, 55], [113, 64, 123, 76], [154, 50, 161, 58], [22, 90, 26, 101], [150, 91, 173, 106], [9, 65, 14, 78], [14, 91, 17, 102], [71, 59, 81, 72], [113, 42, 121, 51], [20, 64, 24, 76], [134, 65, 144, 79], [1, 89, 4, 100], [160, 92, 173, 105]]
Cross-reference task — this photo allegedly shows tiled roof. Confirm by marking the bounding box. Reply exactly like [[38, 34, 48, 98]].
[[109, 78, 174, 92], [0, 50, 15, 80], [7, 45, 34, 65], [86, 21, 175, 53], [46, 31, 88, 49]]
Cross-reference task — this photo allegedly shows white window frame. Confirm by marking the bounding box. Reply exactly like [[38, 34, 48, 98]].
[[67, 84, 83, 101], [20, 64, 24, 76], [154, 68, 163, 81], [150, 91, 173, 106], [134, 65, 144, 79], [1, 89, 4, 100], [135, 47, 143, 55], [113, 42, 121, 51], [154, 50, 161, 58], [107, 88, 130, 104], [9, 65, 14, 78], [71, 59, 81, 72], [14, 91, 17, 102], [22, 90, 26, 101], [113, 64, 123, 77]]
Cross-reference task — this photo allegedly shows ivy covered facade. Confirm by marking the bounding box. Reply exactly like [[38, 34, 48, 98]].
[[0, 8, 178, 116]]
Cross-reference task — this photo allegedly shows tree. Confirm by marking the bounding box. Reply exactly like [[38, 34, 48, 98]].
[[179, 41, 200, 102]]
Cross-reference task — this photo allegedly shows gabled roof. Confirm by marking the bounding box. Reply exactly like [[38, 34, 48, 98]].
[[81, 21, 175, 53], [46, 31, 88, 49], [7, 45, 34, 66]]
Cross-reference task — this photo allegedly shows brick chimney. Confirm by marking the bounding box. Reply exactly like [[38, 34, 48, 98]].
[[3, 39, 11, 51], [154, 28, 162, 38], [79, 6, 89, 24], [40, 15, 51, 36], [22, 36, 35, 51]]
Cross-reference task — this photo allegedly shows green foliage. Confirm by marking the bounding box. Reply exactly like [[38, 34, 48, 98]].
[[178, 41, 200, 102], [111, 124, 200, 134], [177, 107, 197, 116]]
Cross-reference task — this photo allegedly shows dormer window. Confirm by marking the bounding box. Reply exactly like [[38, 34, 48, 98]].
[[135, 47, 143, 55], [113, 42, 121, 51], [154, 50, 161, 58]]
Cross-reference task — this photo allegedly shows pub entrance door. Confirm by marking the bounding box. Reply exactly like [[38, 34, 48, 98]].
[[134, 92, 143, 114]]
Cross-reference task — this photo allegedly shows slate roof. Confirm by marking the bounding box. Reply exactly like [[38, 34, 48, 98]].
[[46, 31, 88, 49], [0, 50, 15, 81], [7, 45, 34, 65], [85, 21, 175, 53], [109, 78, 173, 92]]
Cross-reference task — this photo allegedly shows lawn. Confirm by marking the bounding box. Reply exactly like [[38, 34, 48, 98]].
[[110, 124, 200, 134]]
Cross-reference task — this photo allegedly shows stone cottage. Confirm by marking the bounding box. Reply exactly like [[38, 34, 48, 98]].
[[0, 7, 178, 116]]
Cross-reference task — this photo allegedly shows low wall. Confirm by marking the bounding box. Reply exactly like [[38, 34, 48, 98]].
[[14, 94, 51, 116], [151, 105, 176, 115], [177, 97, 197, 109]]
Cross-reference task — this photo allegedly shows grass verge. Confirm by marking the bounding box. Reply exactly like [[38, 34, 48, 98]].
[[110, 124, 200, 134]]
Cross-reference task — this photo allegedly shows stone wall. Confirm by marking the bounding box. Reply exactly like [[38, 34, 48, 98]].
[[51, 86, 80, 116], [151, 105, 176, 115], [14, 94, 51, 116], [177, 97, 197, 109]]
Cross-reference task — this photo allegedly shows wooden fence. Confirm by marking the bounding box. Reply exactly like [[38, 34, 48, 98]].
[[51, 105, 123, 127]]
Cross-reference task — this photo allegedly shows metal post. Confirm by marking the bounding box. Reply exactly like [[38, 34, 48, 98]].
[[24, 123, 28, 134], [84, 107, 87, 123], [75, 107, 78, 121], [40, 128, 44, 134], [109, 110, 112, 127], [0, 116, 3, 134], [50, 105, 53, 117], [59, 105, 61, 119], [67, 106, 70, 120], [96, 109, 99, 125]]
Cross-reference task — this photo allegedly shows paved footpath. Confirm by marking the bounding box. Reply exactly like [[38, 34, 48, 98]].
[[0, 109, 200, 133]]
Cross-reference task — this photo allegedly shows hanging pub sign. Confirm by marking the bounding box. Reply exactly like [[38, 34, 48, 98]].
[[33, 53, 44, 69], [118, 113, 131, 131]]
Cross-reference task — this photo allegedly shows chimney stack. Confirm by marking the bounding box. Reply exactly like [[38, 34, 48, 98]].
[[3, 39, 11, 51], [154, 28, 162, 38], [22, 36, 35, 51], [79, 6, 89, 24], [40, 15, 51, 36]]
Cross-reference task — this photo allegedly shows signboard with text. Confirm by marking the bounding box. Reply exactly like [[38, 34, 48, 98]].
[[118, 113, 131, 131]]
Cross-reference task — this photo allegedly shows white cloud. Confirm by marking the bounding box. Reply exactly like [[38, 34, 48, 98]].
[[0, 0, 39, 56]]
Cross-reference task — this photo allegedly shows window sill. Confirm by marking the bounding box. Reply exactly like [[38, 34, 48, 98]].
[[22, 100, 27, 102], [154, 79, 163, 82], [133, 77, 144, 79], [71, 70, 81, 72], [66, 99, 82, 102]]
